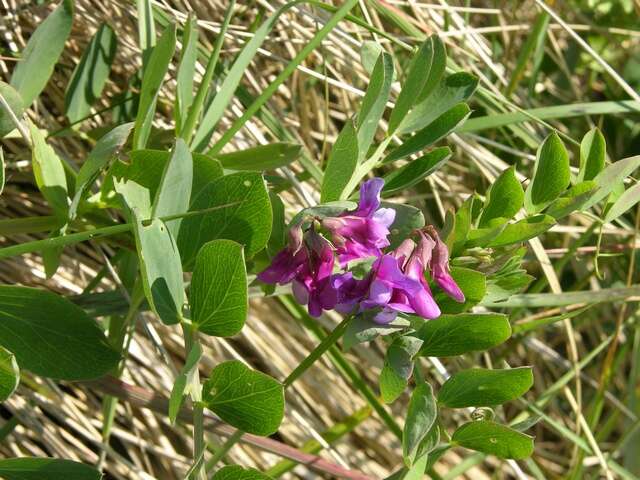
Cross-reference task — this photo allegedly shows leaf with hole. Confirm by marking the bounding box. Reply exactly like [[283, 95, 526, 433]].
[[10, 0, 74, 105], [321, 120, 359, 202], [438, 367, 533, 408], [0, 457, 101, 480], [65, 23, 117, 123], [132, 214, 184, 325], [524, 132, 570, 213], [133, 23, 176, 149], [177, 172, 272, 268], [414, 313, 511, 357], [452, 421, 534, 459], [190, 240, 247, 337], [203, 360, 284, 436], [0, 286, 120, 380]]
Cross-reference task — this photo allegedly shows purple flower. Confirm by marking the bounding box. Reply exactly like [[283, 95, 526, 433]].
[[322, 178, 395, 266], [423, 227, 465, 303], [292, 230, 339, 317], [257, 223, 307, 285]]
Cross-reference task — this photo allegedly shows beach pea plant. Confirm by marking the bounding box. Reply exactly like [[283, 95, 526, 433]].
[[1, 2, 640, 479]]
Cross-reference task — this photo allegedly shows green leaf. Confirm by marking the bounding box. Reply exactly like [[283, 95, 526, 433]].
[[132, 214, 185, 325], [203, 360, 284, 436], [152, 138, 192, 239], [133, 23, 176, 149], [460, 100, 640, 133], [452, 195, 475, 255], [10, 0, 74, 105], [0, 457, 101, 480], [524, 132, 570, 213], [190, 240, 247, 337], [136, 0, 156, 66], [604, 181, 640, 223], [399, 72, 478, 134], [0, 286, 120, 380], [169, 342, 201, 424], [582, 155, 640, 211], [385, 202, 425, 249], [177, 172, 272, 268], [104, 150, 223, 209], [382, 147, 451, 195], [578, 127, 606, 183], [380, 336, 423, 404], [385, 103, 470, 163], [30, 123, 68, 220], [486, 214, 555, 248], [267, 192, 286, 257], [175, 15, 198, 135], [433, 267, 485, 314], [69, 123, 133, 221], [403, 383, 437, 465], [191, 5, 292, 150], [215, 143, 302, 171], [64, 23, 117, 123], [546, 181, 597, 219], [388, 38, 434, 134], [212, 465, 273, 480], [360, 41, 383, 75], [0, 149, 4, 196], [478, 167, 523, 227], [414, 313, 511, 357], [357, 52, 393, 159], [321, 120, 359, 202], [452, 421, 534, 459], [0, 82, 24, 137], [438, 367, 533, 408], [0, 346, 19, 401], [416, 35, 446, 104]]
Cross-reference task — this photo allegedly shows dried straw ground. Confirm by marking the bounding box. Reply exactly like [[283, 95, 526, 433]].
[[1, 1, 639, 479]]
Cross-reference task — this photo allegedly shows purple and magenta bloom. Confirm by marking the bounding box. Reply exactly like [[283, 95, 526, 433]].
[[257, 178, 464, 322], [322, 177, 395, 266]]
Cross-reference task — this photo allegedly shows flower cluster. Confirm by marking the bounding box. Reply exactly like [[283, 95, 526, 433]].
[[258, 178, 464, 323]]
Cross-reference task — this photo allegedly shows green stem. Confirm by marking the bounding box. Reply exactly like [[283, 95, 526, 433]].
[[283, 315, 352, 388], [205, 429, 244, 473], [0, 202, 239, 261], [181, 0, 236, 144], [182, 323, 206, 480], [207, 0, 360, 156]]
